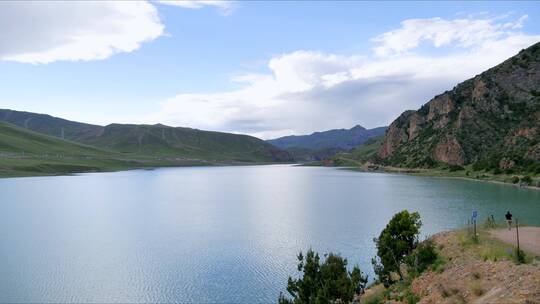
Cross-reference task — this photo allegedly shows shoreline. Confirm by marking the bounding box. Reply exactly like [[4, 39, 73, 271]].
[[0, 159, 295, 179], [335, 164, 540, 191]]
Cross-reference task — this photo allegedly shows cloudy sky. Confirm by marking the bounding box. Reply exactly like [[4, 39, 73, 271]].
[[1, 1, 539, 139]]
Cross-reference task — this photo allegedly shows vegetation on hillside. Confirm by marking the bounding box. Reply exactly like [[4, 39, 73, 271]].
[[328, 136, 385, 166], [0, 122, 267, 177], [0, 109, 293, 177], [268, 125, 387, 161], [278, 250, 367, 304], [279, 211, 439, 304], [376, 42, 540, 175]]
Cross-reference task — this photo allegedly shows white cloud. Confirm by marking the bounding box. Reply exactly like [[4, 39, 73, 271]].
[[148, 15, 539, 139], [0, 1, 164, 64], [157, 0, 235, 15], [372, 15, 529, 57]]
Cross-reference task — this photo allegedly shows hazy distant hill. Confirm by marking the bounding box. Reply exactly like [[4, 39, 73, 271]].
[[268, 125, 387, 150], [0, 109, 291, 163], [377, 42, 540, 174], [267, 125, 387, 161]]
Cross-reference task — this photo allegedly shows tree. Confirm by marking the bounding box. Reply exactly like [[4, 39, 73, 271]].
[[372, 210, 422, 286], [279, 249, 367, 304]]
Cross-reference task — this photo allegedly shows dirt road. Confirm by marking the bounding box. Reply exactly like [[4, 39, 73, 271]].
[[490, 226, 540, 256]]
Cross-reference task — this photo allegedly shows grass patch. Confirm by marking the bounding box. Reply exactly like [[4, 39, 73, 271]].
[[456, 229, 535, 264], [471, 283, 484, 296]]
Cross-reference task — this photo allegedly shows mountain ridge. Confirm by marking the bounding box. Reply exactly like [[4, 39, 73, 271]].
[[267, 125, 387, 151], [0, 109, 292, 163], [376, 41, 540, 173]]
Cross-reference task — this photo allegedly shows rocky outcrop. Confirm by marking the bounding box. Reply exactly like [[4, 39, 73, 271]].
[[377, 42, 540, 169], [433, 136, 465, 165], [378, 111, 413, 159]]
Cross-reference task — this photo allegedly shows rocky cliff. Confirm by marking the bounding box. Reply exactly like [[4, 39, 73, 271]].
[[378, 42, 540, 172]]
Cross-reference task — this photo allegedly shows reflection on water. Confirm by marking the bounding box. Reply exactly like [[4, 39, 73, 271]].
[[0, 165, 538, 302]]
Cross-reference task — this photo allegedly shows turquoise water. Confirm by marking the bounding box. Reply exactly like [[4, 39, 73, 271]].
[[0, 165, 538, 303]]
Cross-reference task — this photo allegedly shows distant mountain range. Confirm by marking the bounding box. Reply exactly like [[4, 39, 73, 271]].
[[267, 125, 387, 161], [268, 125, 387, 150], [0, 109, 292, 176], [333, 42, 540, 175]]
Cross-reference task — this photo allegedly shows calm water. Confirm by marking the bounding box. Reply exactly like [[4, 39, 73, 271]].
[[0, 165, 539, 303]]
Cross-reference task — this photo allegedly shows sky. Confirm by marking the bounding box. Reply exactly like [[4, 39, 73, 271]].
[[1, 1, 539, 139]]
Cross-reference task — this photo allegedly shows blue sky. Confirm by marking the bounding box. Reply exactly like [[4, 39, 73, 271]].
[[1, 1, 539, 138]]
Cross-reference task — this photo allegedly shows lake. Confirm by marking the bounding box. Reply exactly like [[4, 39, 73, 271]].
[[0, 165, 539, 303]]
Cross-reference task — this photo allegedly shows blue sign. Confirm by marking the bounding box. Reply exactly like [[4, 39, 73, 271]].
[[472, 210, 478, 220]]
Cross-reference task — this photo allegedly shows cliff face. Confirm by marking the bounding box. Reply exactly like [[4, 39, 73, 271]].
[[378, 42, 540, 170]]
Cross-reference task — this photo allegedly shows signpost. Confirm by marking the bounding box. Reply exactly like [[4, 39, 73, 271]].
[[472, 210, 478, 238]]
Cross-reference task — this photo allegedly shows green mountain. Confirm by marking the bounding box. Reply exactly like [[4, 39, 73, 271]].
[[268, 125, 387, 150], [0, 109, 291, 163], [267, 125, 387, 161], [0, 121, 152, 177], [325, 136, 385, 166], [377, 42, 540, 174], [80, 123, 291, 162], [0, 109, 102, 141]]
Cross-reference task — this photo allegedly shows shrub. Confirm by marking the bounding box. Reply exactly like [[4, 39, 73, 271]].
[[493, 168, 502, 175], [279, 249, 367, 304], [471, 283, 484, 296], [511, 176, 520, 184], [515, 248, 526, 264], [520, 175, 532, 185], [406, 239, 438, 275], [372, 211, 422, 286], [448, 165, 464, 172]]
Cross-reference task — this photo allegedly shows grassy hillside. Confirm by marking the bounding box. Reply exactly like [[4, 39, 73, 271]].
[[325, 136, 384, 166], [79, 123, 291, 162], [0, 109, 102, 141], [0, 109, 292, 165], [0, 122, 218, 177]]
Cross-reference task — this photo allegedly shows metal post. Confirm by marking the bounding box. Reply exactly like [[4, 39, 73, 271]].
[[516, 218, 520, 253]]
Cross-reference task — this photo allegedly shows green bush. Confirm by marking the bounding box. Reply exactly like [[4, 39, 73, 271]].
[[279, 249, 367, 304], [448, 165, 465, 172], [372, 211, 422, 286], [520, 175, 532, 185], [405, 239, 438, 275], [511, 176, 520, 184], [515, 248, 526, 264]]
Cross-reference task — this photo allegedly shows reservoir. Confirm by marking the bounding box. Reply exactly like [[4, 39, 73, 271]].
[[1, 165, 538, 302]]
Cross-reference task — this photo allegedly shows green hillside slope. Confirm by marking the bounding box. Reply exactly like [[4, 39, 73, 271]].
[[0, 109, 291, 164], [80, 123, 291, 162], [0, 109, 102, 141], [0, 122, 213, 177], [327, 136, 384, 166]]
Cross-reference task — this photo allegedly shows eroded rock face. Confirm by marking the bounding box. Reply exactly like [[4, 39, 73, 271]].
[[378, 111, 413, 159], [427, 94, 455, 124], [408, 113, 425, 140], [433, 136, 465, 165], [499, 158, 516, 169], [377, 42, 540, 168]]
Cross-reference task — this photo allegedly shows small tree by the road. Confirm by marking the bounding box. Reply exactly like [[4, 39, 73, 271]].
[[279, 249, 367, 304], [372, 210, 422, 286]]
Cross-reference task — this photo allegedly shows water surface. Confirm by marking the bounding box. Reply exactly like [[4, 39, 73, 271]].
[[1, 165, 538, 303]]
